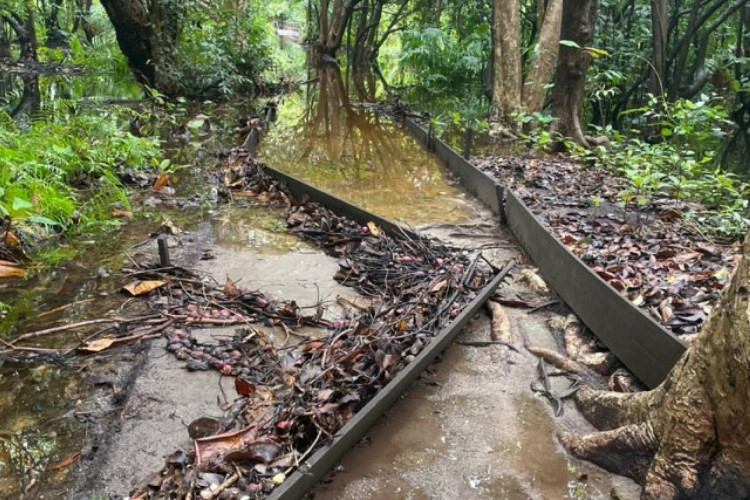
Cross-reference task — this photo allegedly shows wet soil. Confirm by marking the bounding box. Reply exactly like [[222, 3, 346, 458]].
[[4, 85, 639, 500], [311, 210, 641, 500]]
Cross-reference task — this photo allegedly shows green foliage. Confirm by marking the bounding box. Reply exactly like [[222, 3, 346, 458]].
[[163, 0, 275, 96], [521, 99, 749, 238], [398, 26, 488, 97], [0, 105, 161, 236], [394, 26, 490, 124]]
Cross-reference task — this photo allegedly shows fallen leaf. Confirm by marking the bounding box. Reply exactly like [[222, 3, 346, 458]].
[[111, 208, 133, 218], [366, 221, 381, 236], [188, 417, 222, 439], [78, 338, 115, 353], [2, 231, 20, 246], [223, 277, 242, 299], [122, 280, 166, 296], [235, 377, 256, 397], [0, 262, 26, 278], [49, 452, 80, 470], [153, 173, 170, 190], [194, 426, 257, 465]]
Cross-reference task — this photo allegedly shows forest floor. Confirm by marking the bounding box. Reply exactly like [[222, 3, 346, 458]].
[[68, 186, 640, 499]]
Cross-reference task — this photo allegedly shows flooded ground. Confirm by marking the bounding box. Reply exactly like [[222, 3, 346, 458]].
[[312, 211, 641, 500], [257, 65, 473, 226], [0, 65, 481, 498]]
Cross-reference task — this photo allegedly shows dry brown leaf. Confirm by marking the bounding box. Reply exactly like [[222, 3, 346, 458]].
[[0, 262, 26, 278], [2, 230, 21, 247], [366, 221, 381, 237], [78, 338, 115, 353], [194, 426, 258, 465], [153, 173, 170, 190], [429, 277, 448, 293], [49, 452, 80, 470], [122, 280, 166, 296], [231, 190, 257, 198], [111, 208, 133, 218], [223, 277, 242, 299]]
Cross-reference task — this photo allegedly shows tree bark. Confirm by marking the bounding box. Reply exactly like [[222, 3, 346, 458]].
[[3, 11, 38, 62], [522, 0, 563, 113], [490, 0, 522, 126], [550, 0, 598, 147], [99, 0, 156, 89], [649, 0, 668, 97], [560, 231, 750, 499]]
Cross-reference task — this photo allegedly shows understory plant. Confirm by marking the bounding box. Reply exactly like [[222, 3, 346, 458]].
[[0, 103, 162, 239], [520, 97, 750, 238]]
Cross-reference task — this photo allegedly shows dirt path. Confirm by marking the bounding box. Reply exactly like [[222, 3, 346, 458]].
[[312, 208, 641, 500]]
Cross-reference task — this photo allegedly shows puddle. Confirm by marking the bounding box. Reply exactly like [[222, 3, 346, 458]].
[[257, 66, 473, 226], [210, 205, 316, 254], [0, 364, 85, 498], [312, 295, 641, 500]]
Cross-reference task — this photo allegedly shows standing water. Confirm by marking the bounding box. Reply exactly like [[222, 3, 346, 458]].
[[0, 64, 477, 497]]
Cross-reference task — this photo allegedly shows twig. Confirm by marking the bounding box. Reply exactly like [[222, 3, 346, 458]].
[[205, 473, 238, 499], [526, 300, 560, 314], [456, 340, 518, 351], [10, 315, 160, 344]]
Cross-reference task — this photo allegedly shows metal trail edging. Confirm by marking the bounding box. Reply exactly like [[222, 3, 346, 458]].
[[247, 149, 511, 499], [258, 165, 421, 241], [402, 118, 687, 388], [505, 191, 686, 388], [268, 262, 513, 500], [402, 119, 505, 220]]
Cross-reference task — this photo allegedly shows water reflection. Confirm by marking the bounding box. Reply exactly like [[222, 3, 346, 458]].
[[257, 63, 471, 226]]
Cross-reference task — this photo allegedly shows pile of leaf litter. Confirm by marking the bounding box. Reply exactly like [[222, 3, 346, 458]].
[[124, 150, 497, 499], [474, 154, 740, 337]]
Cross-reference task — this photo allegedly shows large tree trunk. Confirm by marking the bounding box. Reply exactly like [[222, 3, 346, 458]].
[[649, 0, 668, 97], [490, 0, 522, 126], [550, 0, 598, 147], [99, 0, 157, 89], [317, 0, 359, 58], [522, 0, 563, 113], [560, 231, 750, 499]]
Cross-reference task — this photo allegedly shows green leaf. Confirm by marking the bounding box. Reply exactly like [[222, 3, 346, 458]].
[[559, 40, 581, 48], [660, 128, 673, 137], [12, 197, 32, 211], [29, 215, 60, 226]]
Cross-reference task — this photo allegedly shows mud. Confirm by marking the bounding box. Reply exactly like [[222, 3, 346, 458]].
[[311, 208, 642, 500], [72, 214, 369, 498]]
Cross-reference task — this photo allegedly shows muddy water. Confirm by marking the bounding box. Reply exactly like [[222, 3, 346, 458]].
[[0, 72, 484, 497], [313, 209, 641, 500], [256, 75, 473, 226]]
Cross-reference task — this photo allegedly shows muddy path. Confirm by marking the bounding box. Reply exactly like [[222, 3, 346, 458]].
[[3, 73, 640, 499], [312, 215, 641, 499]]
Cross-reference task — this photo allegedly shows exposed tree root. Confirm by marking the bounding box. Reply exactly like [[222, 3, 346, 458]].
[[487, 300, 512, 343], [559, 233, 750, 499]]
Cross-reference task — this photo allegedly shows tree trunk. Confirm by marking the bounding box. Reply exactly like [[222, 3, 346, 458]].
[[317, 0, 360, 58], [99, 0, 156, 89], [490, 0, 522, 126], [550, 0, 598, 147], [522, 0, 563, 113], [560, 231, 750, 499], [4, 12, 38, 62], [649, 0, 668, 97]]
